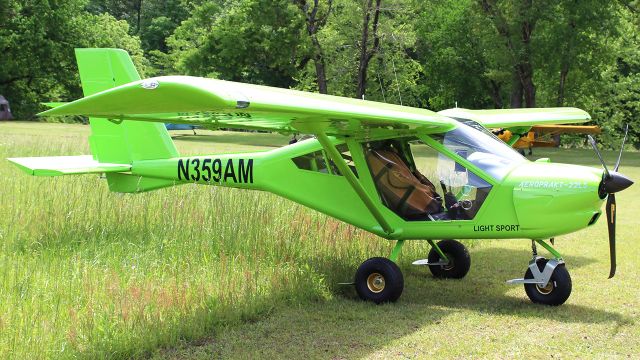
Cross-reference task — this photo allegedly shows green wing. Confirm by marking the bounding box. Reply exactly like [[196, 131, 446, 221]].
[[40, 76, 454, 138], [438, 107, 590, 128]]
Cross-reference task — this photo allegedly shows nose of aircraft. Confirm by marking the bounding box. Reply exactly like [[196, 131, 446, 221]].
[[602, 171, 634, 194]]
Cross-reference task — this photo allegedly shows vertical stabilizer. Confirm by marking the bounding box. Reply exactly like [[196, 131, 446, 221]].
[[75, 48, 178, 192]]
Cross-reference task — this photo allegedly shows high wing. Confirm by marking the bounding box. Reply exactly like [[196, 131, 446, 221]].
[[438, 107, 590, 128], [39, 76, 455, 139]]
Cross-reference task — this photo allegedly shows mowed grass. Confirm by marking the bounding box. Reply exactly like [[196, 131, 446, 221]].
[[0, 121, 638, 359]]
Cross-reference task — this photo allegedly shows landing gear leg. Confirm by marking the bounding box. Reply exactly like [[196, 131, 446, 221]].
[[507, 239, 572, 306]]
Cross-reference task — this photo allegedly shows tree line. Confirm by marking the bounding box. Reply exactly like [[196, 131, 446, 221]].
[[1, 0, 638, 148]]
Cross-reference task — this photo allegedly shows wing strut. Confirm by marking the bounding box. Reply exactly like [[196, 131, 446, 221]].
[[315, 132, 394, 235]]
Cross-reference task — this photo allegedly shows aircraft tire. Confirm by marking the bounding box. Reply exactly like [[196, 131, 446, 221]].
[[427, 239, 471, 279], [524, 259, 572, 306], [354, 257, 404, 304]]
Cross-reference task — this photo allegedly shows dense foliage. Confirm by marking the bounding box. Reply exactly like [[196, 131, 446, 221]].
[[0, 0, 638, 148]]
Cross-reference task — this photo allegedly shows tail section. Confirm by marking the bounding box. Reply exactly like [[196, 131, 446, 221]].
[[76, 48, 178, 164], [75, 48, 178, 192], [10, 49, 179, 193]]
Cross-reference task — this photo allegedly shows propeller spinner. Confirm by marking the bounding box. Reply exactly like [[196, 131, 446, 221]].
[[587, 124, 633, 278]]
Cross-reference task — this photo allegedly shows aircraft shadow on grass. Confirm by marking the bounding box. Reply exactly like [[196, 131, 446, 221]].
[[158, 245, 632, 359], [319, 246, 628, 325], [203, 246, 630, 358]]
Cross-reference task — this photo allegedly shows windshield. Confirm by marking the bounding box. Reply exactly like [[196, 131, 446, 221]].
[[433, 119, 527, 181]]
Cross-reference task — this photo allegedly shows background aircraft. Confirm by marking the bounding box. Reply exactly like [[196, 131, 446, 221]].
[[438, 108, 602, 154], [165, 123, 198, 135]]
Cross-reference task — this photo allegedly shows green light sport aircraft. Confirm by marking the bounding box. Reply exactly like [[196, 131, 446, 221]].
[[8, 49, 634, 306]]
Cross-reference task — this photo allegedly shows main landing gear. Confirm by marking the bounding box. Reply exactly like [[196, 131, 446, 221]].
[[507, 239, 572, 306], [353, 239, 470, 303], [352, 238, 571, 305], [354, 257, 404, 303]]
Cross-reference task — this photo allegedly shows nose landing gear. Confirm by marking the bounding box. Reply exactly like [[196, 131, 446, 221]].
[[507, 239, 572, 306]]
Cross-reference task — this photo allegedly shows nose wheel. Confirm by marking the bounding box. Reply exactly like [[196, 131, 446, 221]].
[[507, 239, 573, 306], [523, 258, 572, 306]]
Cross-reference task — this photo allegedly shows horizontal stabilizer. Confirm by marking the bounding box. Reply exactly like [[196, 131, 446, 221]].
[[8, 155, 130, 176]]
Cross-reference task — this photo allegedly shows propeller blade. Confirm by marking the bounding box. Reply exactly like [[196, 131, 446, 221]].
[[606, 193, 616, 278], [588, 135, 611, 178], [614, 124, 629, 172]]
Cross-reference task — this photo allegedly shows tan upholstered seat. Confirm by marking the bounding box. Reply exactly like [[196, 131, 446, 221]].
[[367, 149, 443, 220]]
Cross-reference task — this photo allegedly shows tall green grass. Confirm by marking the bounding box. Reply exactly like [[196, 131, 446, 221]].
[[0, 123, 435, 359], [10, 123, 635, 359]]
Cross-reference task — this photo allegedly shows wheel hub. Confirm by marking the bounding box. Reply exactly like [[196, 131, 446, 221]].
[[441, 254, 454, 271], [366, 272, 385, 293], [536, 280, 554, 295]]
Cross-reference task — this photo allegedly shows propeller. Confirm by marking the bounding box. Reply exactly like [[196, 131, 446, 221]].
[[587, 124, 633, 278]]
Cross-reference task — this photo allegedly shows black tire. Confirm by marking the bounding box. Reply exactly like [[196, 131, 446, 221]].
[[427, 239, 471, 279], [355, 257, 404, 304], [524, 258, 572, 306]]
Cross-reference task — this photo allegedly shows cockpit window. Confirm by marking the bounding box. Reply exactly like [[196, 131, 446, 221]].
[[292, 144, 357, 177], [363, 138, 492, 221], [292, 150, 329, 172], [326, 144, 358, 177], [434, 120, 527, 180]]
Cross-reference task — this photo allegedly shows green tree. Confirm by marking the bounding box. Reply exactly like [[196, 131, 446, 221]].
[[168, 0, 306, 88], [293, 0, 333, 94], [295, 0, 422, 105], [478, 0, 551, 108], [0, 0, 145, 118], [587, 5, 640, 149], [414, 0, 500, 110]]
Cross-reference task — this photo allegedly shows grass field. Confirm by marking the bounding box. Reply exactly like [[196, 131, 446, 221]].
[[1, 121, 638, 359]]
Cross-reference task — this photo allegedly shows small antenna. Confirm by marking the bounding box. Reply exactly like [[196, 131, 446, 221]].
[[377, 72, 387, 103], [390, 34, 403, 106], [390, 55, 403, 106]]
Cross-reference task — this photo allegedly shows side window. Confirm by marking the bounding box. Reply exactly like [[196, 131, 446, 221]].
[[292, 144, 358, 177], [326, 144, 358, 177], [292, 150, 329, 173]]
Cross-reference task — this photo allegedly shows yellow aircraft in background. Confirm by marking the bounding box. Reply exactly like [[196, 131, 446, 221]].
[[438, 108, 601, 155]]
